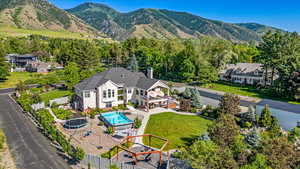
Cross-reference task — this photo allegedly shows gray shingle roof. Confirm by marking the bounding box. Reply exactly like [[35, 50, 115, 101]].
[[74, 67, 160, 90], [220, 63, 263, 77]]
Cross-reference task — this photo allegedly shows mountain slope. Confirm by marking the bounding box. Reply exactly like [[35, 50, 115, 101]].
[[67, 3, 282, 42], [236, 23, 284, 36], [0, 0, 105, 37]]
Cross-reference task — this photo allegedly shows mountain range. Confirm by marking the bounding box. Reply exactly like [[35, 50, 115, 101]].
[[0, 0, 282, 42], [0, 0, 105, 37]]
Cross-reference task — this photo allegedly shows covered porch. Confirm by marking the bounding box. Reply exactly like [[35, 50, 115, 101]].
[[142, 85, 176, 111]]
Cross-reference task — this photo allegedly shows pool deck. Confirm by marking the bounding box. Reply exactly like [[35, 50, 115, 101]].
[[56, 113, 144, 155]]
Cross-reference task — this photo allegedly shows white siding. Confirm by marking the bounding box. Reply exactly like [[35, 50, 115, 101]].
[[98, 81, 122, 108], [82, 90, 97, 110]]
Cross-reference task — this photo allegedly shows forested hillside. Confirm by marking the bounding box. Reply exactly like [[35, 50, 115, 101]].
[[0, 0, 105, 38], [67, 2, 282, 42]]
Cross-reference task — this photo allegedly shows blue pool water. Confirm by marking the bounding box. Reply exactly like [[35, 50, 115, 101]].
[[101, 112, 133, 126]]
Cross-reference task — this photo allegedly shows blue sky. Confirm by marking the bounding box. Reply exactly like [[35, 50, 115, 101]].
[[49, 0, 300, 32]]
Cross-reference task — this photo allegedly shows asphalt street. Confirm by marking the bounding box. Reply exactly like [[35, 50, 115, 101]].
[[0, 94, 70, 169]]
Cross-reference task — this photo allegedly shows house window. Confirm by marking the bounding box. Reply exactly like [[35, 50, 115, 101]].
[[112, 90, 115, 97], [103, 90, 107, 98], [128, 89, 132, 94], [84, 91, 90, 98], [108, 89, 111, 98], [118, 96, 124, 101], [136, 89, 139, 95], [140, 90, 144, 96]]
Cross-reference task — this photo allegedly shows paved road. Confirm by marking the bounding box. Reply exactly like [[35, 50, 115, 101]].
[[174, 86, 300, 114], [0, 88, 15, 95], [0, 95, 71, 169]]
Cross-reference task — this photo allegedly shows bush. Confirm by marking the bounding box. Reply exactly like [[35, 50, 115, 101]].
[[202, 105, 218, 119], [0, 129, 6, 150], [109, 164, 119, 169], [191, 108, 198, 113], [117, 104, 127, 110], [106, 126, 114, 135], [98, 121, 104, 126], [134, 117, 142, 129]]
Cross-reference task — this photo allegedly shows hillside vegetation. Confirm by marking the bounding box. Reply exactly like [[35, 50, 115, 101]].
[[0, 0, 106, 38], [68, 3, 283, 42]]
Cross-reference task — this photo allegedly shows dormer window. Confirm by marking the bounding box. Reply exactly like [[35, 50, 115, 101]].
[[121, 74, 126, 78]]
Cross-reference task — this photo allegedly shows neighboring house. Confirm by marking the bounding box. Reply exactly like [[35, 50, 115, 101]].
[[26, 61, 63, 73], [73, 67, 171, 111], [220, 63, 275, 85], [6, 54, 37, 72]]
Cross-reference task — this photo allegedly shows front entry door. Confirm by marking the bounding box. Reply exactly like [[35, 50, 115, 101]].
[[106, 102, 112, 108]]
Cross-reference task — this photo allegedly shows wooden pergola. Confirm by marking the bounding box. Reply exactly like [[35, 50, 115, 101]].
[[115, 134, 169, 166]]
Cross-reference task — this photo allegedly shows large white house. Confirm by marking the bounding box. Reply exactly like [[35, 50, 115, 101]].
[[73, 67, 170, 111], [220, 63, 274, 85]]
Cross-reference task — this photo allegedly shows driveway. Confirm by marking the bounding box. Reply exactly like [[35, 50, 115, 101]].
[[0, 95, 70, 169]]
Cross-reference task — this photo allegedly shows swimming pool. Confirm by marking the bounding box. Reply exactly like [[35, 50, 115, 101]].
[[100, 112, 133, 127]]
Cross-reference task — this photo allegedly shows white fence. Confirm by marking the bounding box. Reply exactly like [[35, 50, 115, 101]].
[[49, 96, 69, 106], [31, 102, 45, 111]]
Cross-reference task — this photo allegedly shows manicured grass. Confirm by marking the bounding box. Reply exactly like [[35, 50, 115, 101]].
[[203, 82, 265, 98], [0, 72, 36, 89], [203, 82, 300, 105], [40, 89, 73, 103], [143, 112, 212, 150]]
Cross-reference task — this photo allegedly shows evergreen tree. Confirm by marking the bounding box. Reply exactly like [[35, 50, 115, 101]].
[[245, 130, 261, 149], [192, 89, 202, 108], [62, 62, 80, 90], [259, 105, 273, 128], [183, 87, 192, 99], [129, 54, 139, 72], [218, 93, 241, 115]]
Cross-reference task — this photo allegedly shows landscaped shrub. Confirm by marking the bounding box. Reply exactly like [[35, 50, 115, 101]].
[[34, 109, 84, 162], [127, 101, 137, 108], [106, 126, 114, 135], [52, 108, 72, 120], [109, 164, 119, 169], [134, 117, 142, 129], [0, 129, 5, 150], [191, 108, 197, 113], [117, 104, 127, 110], [98, 121, 104, 126], [201, 105, 218, 119]]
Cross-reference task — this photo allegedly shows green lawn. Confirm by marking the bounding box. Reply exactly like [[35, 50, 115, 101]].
[[143, 112, 212, 150], [40, 89, 73, 103], [203, 82, 300, 104], [0, 72, 36, 89]]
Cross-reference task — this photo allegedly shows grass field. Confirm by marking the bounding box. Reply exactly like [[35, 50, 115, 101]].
[[203, 82, 265, 98], [203, 82, 300, 104], [0, 26, 99, 39], [0, 72, 36, 89], [40, 89, 73, 103], [143, 112, 212, 150]]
